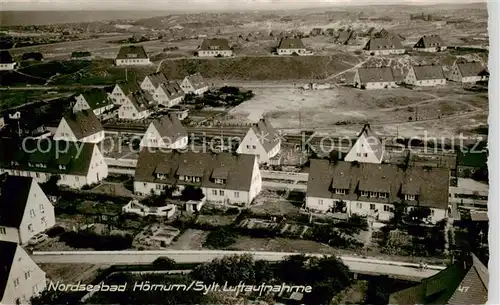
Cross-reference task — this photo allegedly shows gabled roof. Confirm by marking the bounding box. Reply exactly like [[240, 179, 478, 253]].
[[116, 45, 148, 60], [135, 150, 256, 191], [0, 51, 14, 64], [185, 72, 207, 90], [158, 81, 184, 100], [336, 30, 355, 44], [145, 72, 169, 89], [151, 114, 187, 144], [415, 35, 445, 48], [277, 37, 305, 49], [117, 80, 141, 96], [447, 255, 488, 305], [127, 90, 155, 112], [456, 62, 486, 77], [411, 64, 445, 80], [364, 37, 404, 50], [357, 67, 395, 83], [79, 89, 112, 109], [0, 176, 33, 228], [64, 109, 103, 139], [355, 124, 383, 161], [251, 118, 281, 153], [199, 38, 231, 51], [307, 159, 450, 209], [0, 138, 96, 176], [0, 241, 17, 302]]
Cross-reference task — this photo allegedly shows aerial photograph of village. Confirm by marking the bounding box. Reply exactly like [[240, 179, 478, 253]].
[[0, 0, 491, 304]]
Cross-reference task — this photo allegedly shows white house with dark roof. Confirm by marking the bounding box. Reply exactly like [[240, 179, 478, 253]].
[[0, 241, 46, 305], [118, 91, 155, 120], [305, 159, 450, 223], [198, 38, 233, 57], [0, 138, 108, 189], [363, 38, 405, 55], [344, 124, 384, 164], [236, 118, 281, 164], [141, 72, 169, 95], [405, 64, 446, 86], [0, 51, 16, 71], [449, 61, 489, 83], [134, 150, 262, 206], [353, 67, 396, 89], [109, 81, 141, 105], [276, 37, 309, 55], [139, 115, 188, 149], [0, 176, 56, 245], [413, 35, 447, 52], [115, 45, 150, 66], [154, 81, 184, 107], [53, 109, 105, 143], [73, 88, 114, 117], [180, 72, 209, 95]]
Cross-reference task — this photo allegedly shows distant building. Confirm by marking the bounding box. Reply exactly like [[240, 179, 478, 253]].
[[0, 176, 56, 245], [449, 61, 489, 83], [115, 45, 150, 66], [154, 81, 184, 107], [363, 38, 405, 55], [413, 35, 447, 52], [353, 66, 396, 89], [198, 38, 233, 57], [0, 138, 108, 189], [344, 124, 384, 164], [53, 109, 105, 143], [168, 106, 189, 121], [310, 28, 323, 36], [305, 159, 450, 223], [276, 37, 307, 55], [405, 64, 446, 86], [134, 150, 262, 206], [109, 81, 141, 105], [236, 118, 281, 164], [71, 51, 93, 61], [140, 115, 188, 149], [0, 241, 47, 305], [118, 91, 155, 120], [456, 150, 488, 178], [336, 30, 356, 45], [0, 51, 16, 71], [140, 72, 169, 95], [21, 52, 44, 61], [73, 88, 114, 117], [180, 72, 209, 95]]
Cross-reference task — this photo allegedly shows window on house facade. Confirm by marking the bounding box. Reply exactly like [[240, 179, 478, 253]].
[[335, 189, 346, 195], [13, 278, 20, 288], [318, 199, 323, 205], [0, 227, 6, 234], [369, 192, 377, 198], [212, 190, 217, 196], [360, 191, 368, 197], [30, 209, 35, 218], [356, 153, 361, 157], [363, 153, 368, 157], [41, 217, 46, 224], [234, 192, 239, 198], [383, 205, 391, 212], [252, 145, 256, 149], [379, 192, 387, 199], [370, 204, 375, 210], [405, 194, 416, 201], [356, 202, 362, 209], [28, 224, 33, 232], [431, 209, 435, 216], [219, 190, 224, 196], [25, 271, 31, 280]]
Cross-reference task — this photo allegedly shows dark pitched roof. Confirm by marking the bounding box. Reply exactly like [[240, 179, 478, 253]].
[[64, 109, 104, 139], [364, 37, 404, 50], [135, 150, 256, 191], [447, 255, 488, 305], [145, 72, 169, 89], [151, 115, 188, 144], [158, 81, 184, 100], [414, 35, 445, 48], [116, 45, 148, 60], [199, 38, 231, 51], [336, 31, 355, 44], [456, 62, 486, 77], [412, 64, 445, 80], [0, 138, 96, 176], [457, 150, 488, 168], [127, 90, 155, 112], [307, 160, 450, 209], [0, 51, 14, 64], [357, 67, 395, 83], [251, 118, 280, 153], [0, 176, 33, 228], [117, 81, 141, 96], [0, 241, 18, 302], [278, 37, 305, 49], [80, 89, 112, 109], [185, 72, 207, 90]]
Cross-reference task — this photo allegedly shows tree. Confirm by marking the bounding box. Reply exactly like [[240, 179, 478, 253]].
[[152, 257, 176, 270], [30, 289, 81, 305], [181, 185, 205, 201], [407, 206, 431, 222], [40, 175, 61, 195], [203, 226, 237, 249]]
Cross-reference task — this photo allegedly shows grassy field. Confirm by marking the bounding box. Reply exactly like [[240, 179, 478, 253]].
[[0, 90, 72, 111]]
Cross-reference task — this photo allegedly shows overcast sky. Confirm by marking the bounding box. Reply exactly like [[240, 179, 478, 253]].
[[0, 0, 486, 11]]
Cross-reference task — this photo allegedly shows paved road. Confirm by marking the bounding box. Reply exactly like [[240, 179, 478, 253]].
[[32, 250, 444, 281]]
